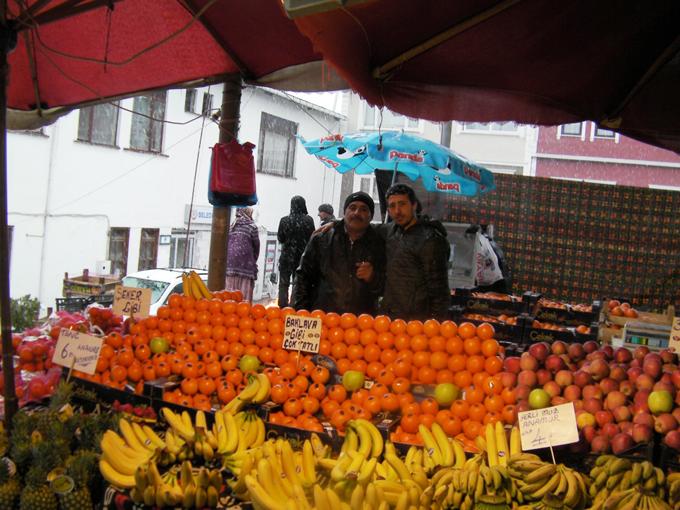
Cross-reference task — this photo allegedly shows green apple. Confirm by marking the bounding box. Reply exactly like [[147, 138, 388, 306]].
[[434, 383, 460, 406], [239, 354, 261, 373], [342, 370, 365, 392], [528, 388, 551, 409], [149, 337, 169, 354], [648, 390, 673, 415]]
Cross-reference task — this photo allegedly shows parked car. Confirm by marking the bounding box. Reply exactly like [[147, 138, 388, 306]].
[[120, 268, 208, 316]]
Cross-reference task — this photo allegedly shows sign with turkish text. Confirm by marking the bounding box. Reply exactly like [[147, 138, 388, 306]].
[[53, 329, 104, 375], [670, 316, 680, 352], [113, 285, 151, 318], [283, 315, 322, 353], [518, 403, 579, 451]]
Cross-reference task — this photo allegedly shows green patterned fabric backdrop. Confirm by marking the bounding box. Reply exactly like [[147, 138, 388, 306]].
[[412, 174, 680, 310]]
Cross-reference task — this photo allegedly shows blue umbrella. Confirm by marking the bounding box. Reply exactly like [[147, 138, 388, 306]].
[[300, 131, 495, 196]]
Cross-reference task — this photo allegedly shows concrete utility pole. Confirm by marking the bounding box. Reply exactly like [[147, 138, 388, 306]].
[[207, 75, 242, 291]]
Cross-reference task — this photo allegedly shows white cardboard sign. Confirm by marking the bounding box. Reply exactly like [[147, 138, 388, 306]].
[[112, 285, 152, 318], [52, 329, 104, 375], [282, 314, 322, 353], [518, 403, 579, 451]]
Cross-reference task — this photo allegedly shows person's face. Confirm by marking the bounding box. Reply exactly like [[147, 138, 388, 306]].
[[387, 193, 417, 227], [343, 201, 372, 233], [318, 211, 331, 222]]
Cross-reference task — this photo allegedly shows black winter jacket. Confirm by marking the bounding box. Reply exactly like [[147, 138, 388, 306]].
[[379, 217, 451, 321], [291, 221, 386, 314], [277, 196, 315, 272]]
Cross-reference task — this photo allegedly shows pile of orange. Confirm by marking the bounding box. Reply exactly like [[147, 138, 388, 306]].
[[74, 293, 516, 440]]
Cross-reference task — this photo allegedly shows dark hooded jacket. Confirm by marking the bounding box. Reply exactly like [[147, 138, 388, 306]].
[[277, 196, 315, 273], [379, 217, 451, 321], [292, 220, 386, 314]]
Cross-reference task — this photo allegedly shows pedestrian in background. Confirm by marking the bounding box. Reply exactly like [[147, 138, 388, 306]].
[[277, 196, 315, 307], [225, 207, 260, 302], [318, 203, 335, 226]]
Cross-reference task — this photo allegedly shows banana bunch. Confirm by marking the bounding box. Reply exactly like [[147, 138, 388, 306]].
[[129, 459, 222, 509], [182, 270, 213, 300], [416, 422, 467, 471], [160, 426, 194, 465], [667, 472, 680, 509], [193, 410, 220, 463], [223, 372, 271, 413], [589, 455, 669, 510], [98, 417, 163, 489], [161, 407, 197, 443], [509, 454, 587, 510]]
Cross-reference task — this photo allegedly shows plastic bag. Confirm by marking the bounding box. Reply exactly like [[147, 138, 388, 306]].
[[208, 140, 258, 207]]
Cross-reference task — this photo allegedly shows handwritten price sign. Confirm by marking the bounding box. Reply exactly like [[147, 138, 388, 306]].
[[52, 329, 104, 375], [669, 317, 680, 352], [283, 315, 322, 353], [113, 285, 151, 318], [518, 403, 579, 451]]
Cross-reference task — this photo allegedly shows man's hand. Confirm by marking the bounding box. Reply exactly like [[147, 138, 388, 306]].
[[355, 261, 374, 282], [312, 222, 334, 236]]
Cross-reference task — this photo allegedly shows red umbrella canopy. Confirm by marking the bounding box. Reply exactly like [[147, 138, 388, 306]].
[[6, 0, 341, 115], [294, 0, 680, 153]]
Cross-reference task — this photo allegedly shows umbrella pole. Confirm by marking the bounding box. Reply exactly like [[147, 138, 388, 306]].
[[207, 74, 242, 291], [391, 162, 398, 185], [0, 17, 18, 429]]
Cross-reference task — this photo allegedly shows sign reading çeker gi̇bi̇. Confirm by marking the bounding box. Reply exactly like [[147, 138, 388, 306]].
[[283, 314, 322, 353], [52, 329, 104, 375], [518, 403, 579, 451], [112, 285, 151, 318]]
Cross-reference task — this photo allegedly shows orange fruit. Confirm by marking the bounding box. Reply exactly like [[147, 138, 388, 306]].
[[340, 313, 357, 329], [406, 320, 423, 336], [458, 322, 477, 339], [422, 319, 440, 338], [374, 315, 391, 333], [477, 323, 496, 341]]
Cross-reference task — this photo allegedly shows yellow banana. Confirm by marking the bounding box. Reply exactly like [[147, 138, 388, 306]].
[[418, 425, 443, 465], [246, 474, 288, 510], [452, 439, 466, 468], [485, 423, 498, 467], [130, 421, 155, 451], [431, 423, 453, 467], [142, 425, 166, 450], [161, 408, 195, 441], [331, 453, 353, 482], [301, 439, 317, 486], [351, 421, 373, 459], [509, 426, 522, 456], [222, 411, 240, 453], [99, 458, 136, 489], [252, 373, 272, 404], [356, 418, 384, 458], [313, 484, 331, 510], [190, 271, 213, 299], [101, 447, 142, 477], [495, 421, 509, 466], [119, 418, 148, 453], [384, 447, 413, 482]]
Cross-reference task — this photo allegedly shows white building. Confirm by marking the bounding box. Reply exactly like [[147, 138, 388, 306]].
[[7, 85, 344, 311]]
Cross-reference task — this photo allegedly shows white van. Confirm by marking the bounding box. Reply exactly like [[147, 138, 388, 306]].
[[120, 268, 208, 316]]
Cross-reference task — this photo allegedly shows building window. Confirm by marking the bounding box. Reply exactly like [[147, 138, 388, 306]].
[[362, 105, 419, 131], [130, 91, 166, 153], [138, 228, 159, 271], [462, 121, 518, 133], [201, 92, 214, 117], [594, 126, 616, 138], [559, 123, 583, 137], [109, 228, 130, 277], [257, 112, 298, 178], [77, 103, 119, 146], [185, 89, 197, 113], [169, 231, 195, 268]]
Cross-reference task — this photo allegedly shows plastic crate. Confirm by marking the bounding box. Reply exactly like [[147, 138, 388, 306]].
[[55, 296, 93, 312]]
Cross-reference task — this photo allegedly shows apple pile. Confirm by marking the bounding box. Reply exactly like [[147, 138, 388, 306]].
[[501, 340, 680, 455]]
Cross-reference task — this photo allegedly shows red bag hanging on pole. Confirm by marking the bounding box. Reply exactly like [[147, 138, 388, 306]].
[[208, 140, 258, 206]]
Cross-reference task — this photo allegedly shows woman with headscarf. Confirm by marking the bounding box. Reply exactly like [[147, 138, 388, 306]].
[[276, 196, 315, 307], [225, 207, 260, 302]]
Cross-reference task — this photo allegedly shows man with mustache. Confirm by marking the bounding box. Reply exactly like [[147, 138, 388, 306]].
[[292, 191, 385, 314]]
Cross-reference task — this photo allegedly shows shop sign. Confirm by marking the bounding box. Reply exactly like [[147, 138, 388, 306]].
[[52, 329, 104, 375], [112, 285, 151, 318], [670, 316, 680, 352], [184, 205, 213, 225], [518, 403, 579, 451], [283, 315, 322, 353]]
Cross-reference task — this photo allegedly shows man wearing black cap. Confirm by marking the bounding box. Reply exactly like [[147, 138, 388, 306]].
[[317, 203, 335, 226], [292, 191, 385, 314]]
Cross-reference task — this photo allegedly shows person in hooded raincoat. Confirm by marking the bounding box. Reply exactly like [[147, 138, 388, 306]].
[[276, 196, 315, 307], [225, 207, 260, 302]]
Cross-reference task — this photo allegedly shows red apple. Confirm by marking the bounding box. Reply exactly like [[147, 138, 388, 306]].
[[545, 354, 567, 373], [573, 370, 593, 388], [671, 370, 680, 390], [600, 345, 614, 360], [555, 370, 574, 388], [619, 380, 634, 397], [536, 369, 552, 386], [614, 347, 633, 364], [609, 366, 627, 383], [632, 423, 654, 443], [664, 430, 680, 451], [567, 343, 586, 362], [599, 378, 619, 394], [653, 381, 675, 394], [573, 399, 584, 412], [595, 410, 614, 427], [611, 433, 634, 455], [563, 385, 581, 402], [588, 358, 610, 381], [643, 355, 663, 380], [515, 385, 532, 401], [516, 400, 530, 413], [543, 381, 561, 398], [518, 370, 538, 388], [500, 371, 518, 388], [503, 356, 521, 374], [633, 412, 655, 428], [627, 366, 642, 383], [605, 391, 627, 411], [634, 346, 650, 361], [654, 413, 678, 434], [672, 407, 680, 424], [528, 342, 550, 362], [660, 349, 678, 365], [581, 424, 597, 442], [620, 422, 633, 435], [519, 352, 539, 371], [635, 374, 655, 391], [551, 341, 568, 355], [602, 422, 621, 439], [612, 405, 633, 423], [590, 434, 610, 453], [583, 341, 598, 354], [582, 385, 603, 400], [551, 396, 568, 406], [583, 397, 603, 414]]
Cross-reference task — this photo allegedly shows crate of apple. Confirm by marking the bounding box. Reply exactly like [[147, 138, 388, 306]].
[[111, 399, 157, 420]]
